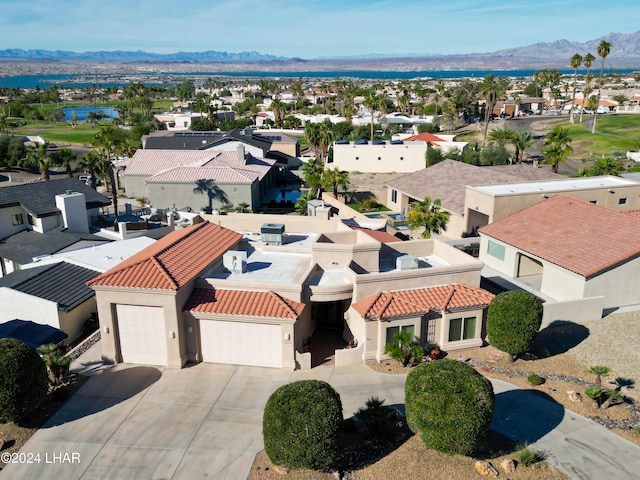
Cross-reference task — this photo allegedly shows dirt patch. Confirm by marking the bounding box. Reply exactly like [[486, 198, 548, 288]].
[[0, 374, 88, 470]]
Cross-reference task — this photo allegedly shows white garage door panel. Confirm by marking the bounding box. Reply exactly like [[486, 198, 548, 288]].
[[200, 320, 282, 368], [116, 304, 167, 365]]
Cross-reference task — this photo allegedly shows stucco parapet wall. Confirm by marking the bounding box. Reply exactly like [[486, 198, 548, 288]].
[[187, 311, 298, 325], [351, 263, 482, 284], [201, 212, 352, 234]]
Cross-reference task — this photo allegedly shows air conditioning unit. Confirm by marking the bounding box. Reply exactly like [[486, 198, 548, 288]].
[[396, 254, 418, 270], [261, 223, 285, 245], [223, 250, 247, 274]]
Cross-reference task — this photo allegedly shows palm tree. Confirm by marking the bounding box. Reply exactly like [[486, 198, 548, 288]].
[[23, 142, 52, 181], [80, 150, 102, 189], [590, 157, 624, 176], [487, 126, 515, 147], [304, 122, 321, 160], [363, 89, 382, 141], [322, 168, 350, 198], [270, 98, 285, 127], [569, 53, 583, 124], [479, 75, 507, 147], [52, 147, 77, 177], [592, 40, 612, 134], [511, 130, 534, 164], [316, 122, 333, 165], [580, 53, 596, 123], [93, 126, 122, 213], [588, 365, 611, 386], [234, 202, 250, 213], [542, 126, 573, 173], [406, 197, 450, 239], [302, 157, 324, 198], [295, 192, 315, 215]]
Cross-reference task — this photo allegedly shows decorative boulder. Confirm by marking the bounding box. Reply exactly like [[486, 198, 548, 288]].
[[501, 458, 516, 473], [567, 390, 583, 402]]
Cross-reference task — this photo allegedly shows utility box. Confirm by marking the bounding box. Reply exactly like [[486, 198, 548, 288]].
[[261, 223, 285, 245]]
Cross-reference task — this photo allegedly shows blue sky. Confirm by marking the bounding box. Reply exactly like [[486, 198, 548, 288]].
[[1, 0, 638, 58]]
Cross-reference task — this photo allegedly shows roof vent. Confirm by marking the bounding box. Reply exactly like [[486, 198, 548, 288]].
[[223, 250, 247, 274]]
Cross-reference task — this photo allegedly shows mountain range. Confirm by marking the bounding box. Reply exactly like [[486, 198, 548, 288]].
[[1, 31, 639, 70]]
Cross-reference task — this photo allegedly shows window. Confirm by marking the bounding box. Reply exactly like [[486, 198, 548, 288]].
[[385, 324, 415, 346], [28, 214, 35, 226], [589, 200, 597, 204], [448, 316, 476, 342], [377, 156, 381, 160], [391, 190, 397, 203], [400, 156, 404, 161], [355, 156, 359, 160], [487, 240, 505, 260], [619, 198, 628, 205], [11, 214, 23, 226]]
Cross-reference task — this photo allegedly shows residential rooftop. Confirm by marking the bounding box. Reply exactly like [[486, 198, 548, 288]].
[[475, 176, 638, 196]]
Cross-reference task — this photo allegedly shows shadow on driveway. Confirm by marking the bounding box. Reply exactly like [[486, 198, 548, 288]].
[[491, 389, 564, 444], [40, 366, 162, 428]]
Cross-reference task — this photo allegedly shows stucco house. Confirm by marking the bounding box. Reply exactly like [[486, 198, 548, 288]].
[[330, 133, 468, 174], [0, 261, 100, 342], [89, 214, 493, 369], [0, 178, 112, 276], [479, 195, 640, 326], [122, 146, 277, 212], [386, 160, 562, 238]]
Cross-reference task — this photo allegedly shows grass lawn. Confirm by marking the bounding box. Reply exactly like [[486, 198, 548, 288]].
[[542, 114, 640, 159], [14, 122, 105, 145]]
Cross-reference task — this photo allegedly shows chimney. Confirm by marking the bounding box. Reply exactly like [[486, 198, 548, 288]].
[[237, 144, 245, 163], [55, 191, 89, 233]]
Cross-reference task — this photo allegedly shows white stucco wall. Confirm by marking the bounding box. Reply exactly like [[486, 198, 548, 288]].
[[0, 287, 61, 330], [331, 142, 427, 173]]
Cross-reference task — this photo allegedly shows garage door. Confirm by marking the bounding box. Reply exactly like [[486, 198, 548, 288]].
[[200, 320, 282, 368], [116, 304, 167, 365]]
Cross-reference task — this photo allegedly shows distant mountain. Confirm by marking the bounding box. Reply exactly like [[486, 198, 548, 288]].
[[0, 31, 638, 70], [491, 31, 640, 61], [0, 48, 288, 63]]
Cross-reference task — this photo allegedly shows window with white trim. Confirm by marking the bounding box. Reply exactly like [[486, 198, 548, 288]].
[[487, 240, 505, 260], [448, 316, 476, 342], [391, 190, 397, 203]]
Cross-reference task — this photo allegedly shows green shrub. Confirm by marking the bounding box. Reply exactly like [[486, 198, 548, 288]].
[[486, 290, 543, 361], [263, 380, 343, 470], [384, 330, 423, 366], [527, 374, 545, 385], [405, 360, 495, 455], [517, 442, 545, 466], [37, 343, 71, 386], [0, 338, 49, 422]]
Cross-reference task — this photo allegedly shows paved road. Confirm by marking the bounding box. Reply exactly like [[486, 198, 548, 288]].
[[2, 348, 639, 479]]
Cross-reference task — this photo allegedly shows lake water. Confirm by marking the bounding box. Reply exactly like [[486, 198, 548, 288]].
[[62, 106, 119, 122], [0, 68, 635, 89]]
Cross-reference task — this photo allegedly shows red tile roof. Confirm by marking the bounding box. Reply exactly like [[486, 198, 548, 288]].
[[185, 288, 305, 319], [405, 132, 446, 143], [87, 221, 242, 290], [479, 195, 640, 278], [352, 283, 494, 320], [353, 227, 402, 243]]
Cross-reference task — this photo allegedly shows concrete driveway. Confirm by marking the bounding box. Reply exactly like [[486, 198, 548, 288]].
[[2, 357, 639, 479]]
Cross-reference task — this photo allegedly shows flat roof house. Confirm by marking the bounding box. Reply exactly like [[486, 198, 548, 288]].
[[89, 214, 494, 369], [479, 195, 640, 326]]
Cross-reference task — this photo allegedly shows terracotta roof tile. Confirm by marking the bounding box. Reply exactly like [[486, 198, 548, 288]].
[[352, 227, 402, 243], [185, 288, 305, 319], [405, 132, 446, 143], [479, 195, 640, 278], [87, 221, 242, 290], [352, 283, 494, 320]]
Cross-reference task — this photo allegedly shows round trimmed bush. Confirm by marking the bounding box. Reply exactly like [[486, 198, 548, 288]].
[[263, 380, 343, 470], [486, 290, 543, 359], [405, 360, 495, 455], [0, 338, 49, 422]]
